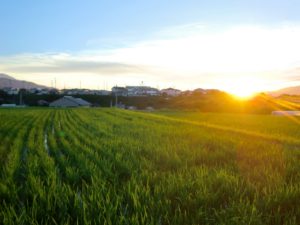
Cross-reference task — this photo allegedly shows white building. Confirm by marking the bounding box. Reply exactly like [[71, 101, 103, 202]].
[[126, 86, 160, 96], [272, 111, 300, 116], [2, 87, 19, 95]]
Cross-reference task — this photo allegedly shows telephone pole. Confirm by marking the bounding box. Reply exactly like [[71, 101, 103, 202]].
[[19, 90, 23, 105], [115, 92, 118, 107]]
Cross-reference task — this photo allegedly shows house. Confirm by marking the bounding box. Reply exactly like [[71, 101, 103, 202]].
[[2, 87, 19, 95], [125, 86, 137, 96], [112, 86, 160, 96], [145, 88, 160, 96], [111, 87, 128, 96], [49, 96, 91, 107], [272, 111, 300, 116], [60, 89, 111, 96], [126, 86, 160, 96], [160, 88, 181, 96]]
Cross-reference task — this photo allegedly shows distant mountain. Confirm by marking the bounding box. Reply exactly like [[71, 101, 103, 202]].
[[269, 86, 300, 97], [0, 73, 15, 80], [0, 73, 49, 89]]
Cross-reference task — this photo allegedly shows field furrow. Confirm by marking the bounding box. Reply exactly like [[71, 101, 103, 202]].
[[0, 108, 299, 225]]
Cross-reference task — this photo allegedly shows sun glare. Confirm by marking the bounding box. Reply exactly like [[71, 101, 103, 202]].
[[229, 87, 257, 99], [220, 77, 264, 99]]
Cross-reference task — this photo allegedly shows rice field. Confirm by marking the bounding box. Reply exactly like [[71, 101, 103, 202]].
[[0, 108, 299, 225]]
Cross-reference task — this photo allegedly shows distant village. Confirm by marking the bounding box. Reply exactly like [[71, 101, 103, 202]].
[[1, 84, 299, 115], [0, 85, 207, 97], [0, 85, 209, 108]]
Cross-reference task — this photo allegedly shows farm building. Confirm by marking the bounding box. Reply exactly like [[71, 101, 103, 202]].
[[272, 111, 300, 116], [49, 96, 91, 107]]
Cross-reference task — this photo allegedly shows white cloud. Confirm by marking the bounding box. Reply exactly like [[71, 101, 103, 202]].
[[1, 23, 300, 92]]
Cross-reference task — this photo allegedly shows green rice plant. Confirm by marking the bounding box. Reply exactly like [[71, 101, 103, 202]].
[[0, 108, 299, 224]]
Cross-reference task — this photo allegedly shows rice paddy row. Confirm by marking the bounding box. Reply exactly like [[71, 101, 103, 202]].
[[0, 108, 299, 225]]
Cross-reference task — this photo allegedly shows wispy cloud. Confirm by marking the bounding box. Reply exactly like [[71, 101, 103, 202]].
[[2, 59, 146, 75]]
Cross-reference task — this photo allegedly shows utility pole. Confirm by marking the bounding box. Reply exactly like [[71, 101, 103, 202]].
[[19, 90, 23, 105], [115, 92, 118, 107]]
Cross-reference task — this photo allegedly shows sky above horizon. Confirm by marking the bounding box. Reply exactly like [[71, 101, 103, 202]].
[[1, 0, 300, 96]]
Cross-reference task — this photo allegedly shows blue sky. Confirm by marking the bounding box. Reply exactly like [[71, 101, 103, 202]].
[[1, 0, 300, 95], [1, 0, 299, 54]]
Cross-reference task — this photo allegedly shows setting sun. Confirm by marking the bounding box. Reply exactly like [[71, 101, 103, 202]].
[[215, 77, 266, 99], [230, 88, 256, 99]]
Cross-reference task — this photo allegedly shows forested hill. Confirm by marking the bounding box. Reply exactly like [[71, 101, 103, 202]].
[[0, 73, 48, 89]]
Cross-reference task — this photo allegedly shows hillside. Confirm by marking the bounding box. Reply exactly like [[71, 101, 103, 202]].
[[0, 73, 15, 80], [269, 85, 300, 96], [0, 73, 48, 89]]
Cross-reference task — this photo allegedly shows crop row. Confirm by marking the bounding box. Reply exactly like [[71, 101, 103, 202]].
[[0, 108, 299, 225]]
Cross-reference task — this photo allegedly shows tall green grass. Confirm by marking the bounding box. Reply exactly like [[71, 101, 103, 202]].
[[0, 108, 299, 224]]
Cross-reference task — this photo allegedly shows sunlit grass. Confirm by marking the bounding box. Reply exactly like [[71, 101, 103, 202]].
[[0, 108, 299, 224]]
